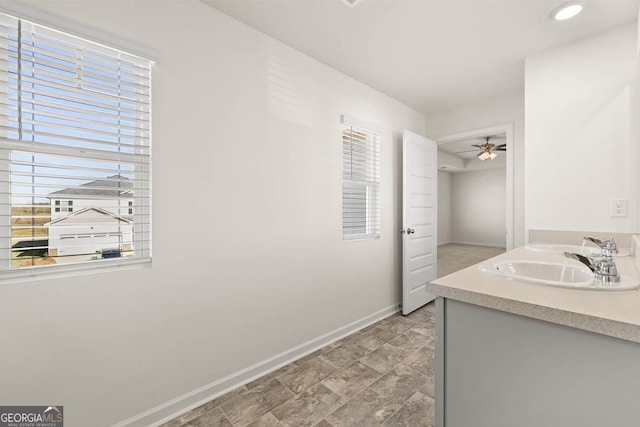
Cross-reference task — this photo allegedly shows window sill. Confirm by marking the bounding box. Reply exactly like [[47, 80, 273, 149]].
[[343, 235, 380, 241], [0, 257, 151, 286]]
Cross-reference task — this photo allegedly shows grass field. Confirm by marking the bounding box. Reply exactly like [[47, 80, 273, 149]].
[[11, 205, 54, 267]]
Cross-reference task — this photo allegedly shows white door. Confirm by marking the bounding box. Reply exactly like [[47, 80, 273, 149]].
[[402, 130, 437, 315]]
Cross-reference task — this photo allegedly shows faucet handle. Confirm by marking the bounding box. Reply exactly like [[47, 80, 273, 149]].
[[601, 238, 618, 256], [583, 236, 618, 256], [583, 236, 604, 247]]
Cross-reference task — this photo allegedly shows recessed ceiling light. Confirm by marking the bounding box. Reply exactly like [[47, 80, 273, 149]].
[[550, 2, 583, 21], [340, 0, 364, 8]]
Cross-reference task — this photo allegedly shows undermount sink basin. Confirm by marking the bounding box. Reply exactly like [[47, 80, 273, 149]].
[[481, 260, 639, 291], [526, 244, 630, 257]]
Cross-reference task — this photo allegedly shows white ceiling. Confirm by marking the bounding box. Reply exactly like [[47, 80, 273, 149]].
[[202, 0, 638, 114]]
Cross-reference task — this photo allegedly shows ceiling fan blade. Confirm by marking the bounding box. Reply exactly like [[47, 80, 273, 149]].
[[471, 144, 482, 148], [495, 144, 507, 149], [495, 147, 507, 151]]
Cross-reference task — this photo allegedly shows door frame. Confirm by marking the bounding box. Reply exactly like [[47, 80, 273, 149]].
[[436, 123, 515, 250]]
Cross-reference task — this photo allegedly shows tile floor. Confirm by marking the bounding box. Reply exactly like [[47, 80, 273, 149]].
[[437, 243, 505, 278], [162, 244, 503, 427]]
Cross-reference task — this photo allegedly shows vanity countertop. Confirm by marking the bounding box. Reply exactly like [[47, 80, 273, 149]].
[[426, 244, 640, 343]]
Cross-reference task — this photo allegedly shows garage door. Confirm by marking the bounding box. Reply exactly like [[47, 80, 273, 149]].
[[59, 233, 121, 256]]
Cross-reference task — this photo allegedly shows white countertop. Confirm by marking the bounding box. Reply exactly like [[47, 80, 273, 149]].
[[427, 245, 640, 343]]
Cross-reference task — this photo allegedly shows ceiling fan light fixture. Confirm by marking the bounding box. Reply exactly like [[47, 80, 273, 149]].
[[489, 152, 497, 160], [550, 2, 583, 21], [478, 151, 491, 161]]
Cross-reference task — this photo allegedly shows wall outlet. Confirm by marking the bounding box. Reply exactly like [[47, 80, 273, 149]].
[[610, 199, 628, 217]]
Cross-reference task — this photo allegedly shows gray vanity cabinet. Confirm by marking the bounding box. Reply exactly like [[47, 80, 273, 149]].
[[435, 298, 640, 427]]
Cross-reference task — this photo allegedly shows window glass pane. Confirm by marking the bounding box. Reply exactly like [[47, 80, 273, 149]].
[[342, 119, 380, 240], [0, 13, 152, 277]]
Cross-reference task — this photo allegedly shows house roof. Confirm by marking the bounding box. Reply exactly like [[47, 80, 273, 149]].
[[48, 175, 133, 198], [45, 207, 133, 226]]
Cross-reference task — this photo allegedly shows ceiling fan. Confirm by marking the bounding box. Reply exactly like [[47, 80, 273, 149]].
[[456, 136, 506, 161]]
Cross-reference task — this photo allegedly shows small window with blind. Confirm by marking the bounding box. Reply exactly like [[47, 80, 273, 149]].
[[341, 116, 380, 240], [0, 13, 152, 281]]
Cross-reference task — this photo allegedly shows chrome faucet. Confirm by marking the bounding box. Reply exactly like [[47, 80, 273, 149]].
[[582, 236, 618, 257], [563, 237, 620, 283]]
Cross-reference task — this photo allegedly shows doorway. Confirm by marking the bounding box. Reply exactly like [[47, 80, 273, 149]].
[[435, 124, 514, 278]]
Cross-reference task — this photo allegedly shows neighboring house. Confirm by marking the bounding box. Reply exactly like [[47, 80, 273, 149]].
[[46, 175, 134, 259]]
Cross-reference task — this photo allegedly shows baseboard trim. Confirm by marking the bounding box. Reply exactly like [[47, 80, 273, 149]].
[[437, 241, 453, 246], [112, 304, 400, 427], [450, 240, 506, 249]]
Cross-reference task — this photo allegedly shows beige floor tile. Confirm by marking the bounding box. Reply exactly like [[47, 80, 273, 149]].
[[321, 361, 382, 399], [342, 326, 396, 353], [245, 412, 280, 427], [160, 411, 203, 427], [246, 363, 299, 390], [368, 364, 428, 404], [360, 343, 412, 375], [401, 346, 435, 377], [377, 316, 414, 336], [278, 356, 338, 395], [326, 389, 402, 427], [437, 243, 504, 279], [387, 329, 431, 352], [272, 383, 342, 427], [405, 306, 435, 325], [220, 379, 294, 426], [381, 392, 435, 427], [321, 342, 371, 370], [183, 407, 233, 427], [295, 347, 335, 366], [418, 377, 435, 400], [407, 326, 435, 346]]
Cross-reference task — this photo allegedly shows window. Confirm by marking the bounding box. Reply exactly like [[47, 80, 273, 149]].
[[0, 13, 152, 279], [52, 200, 73, 213], [341, 116, 380, 240]]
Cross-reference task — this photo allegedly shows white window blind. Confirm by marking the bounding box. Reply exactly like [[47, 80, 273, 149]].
[[0, 13, 152, 280], [342, 116, 380, 240]]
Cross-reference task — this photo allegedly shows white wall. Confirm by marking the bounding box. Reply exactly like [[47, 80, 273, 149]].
[[525, 24, 637, 235], [425, 92, 525, 247], [636, 10, 640, 232], [0, 2, 427, 426], [450, 169, 506, 247], [438, 151, 464, 171], [438, 170, 452, 245]]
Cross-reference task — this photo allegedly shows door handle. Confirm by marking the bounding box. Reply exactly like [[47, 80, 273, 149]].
[[401, 228, 416, 234]]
